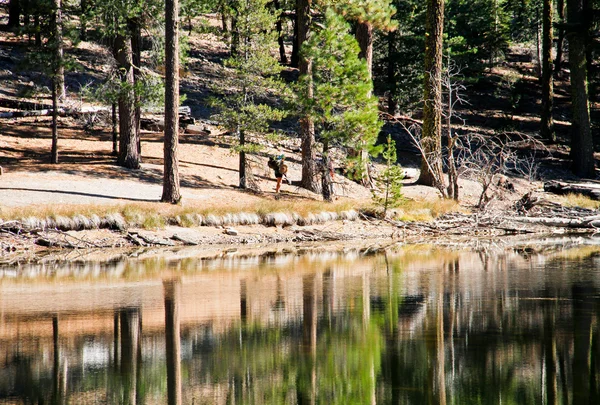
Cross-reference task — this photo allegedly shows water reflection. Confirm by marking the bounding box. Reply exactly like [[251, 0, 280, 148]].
[[1, 243, 600, 404]]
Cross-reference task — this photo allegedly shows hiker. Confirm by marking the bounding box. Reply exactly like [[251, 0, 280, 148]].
[[268, 155, 288, 193]]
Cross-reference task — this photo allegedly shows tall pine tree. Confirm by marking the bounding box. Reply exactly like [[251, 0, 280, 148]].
[[299, 9, 382, 201], [210, 0, 286, 190]]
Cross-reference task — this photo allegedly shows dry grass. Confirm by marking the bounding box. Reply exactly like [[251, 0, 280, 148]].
[[557, 193, 600, 210], [0, 199, 366, 230], [392, 199, 465, 222]]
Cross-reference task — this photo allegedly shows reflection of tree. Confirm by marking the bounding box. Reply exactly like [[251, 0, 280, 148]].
[[120, 308, 140, 405], [164, 279, 182, 405], [572, 284, 593, 405]]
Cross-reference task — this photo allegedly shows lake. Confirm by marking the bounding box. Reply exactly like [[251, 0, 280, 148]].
[[1, 239, 599, 404]]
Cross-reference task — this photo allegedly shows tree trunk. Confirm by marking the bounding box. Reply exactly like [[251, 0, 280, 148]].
[[162, 0, 181, 204], [291, 10, 299, 68], [7, 0, 21, 29], [53, 0, 65, 102], [540, 0, 555, 142], [274, 0, 287, 65], [321, 142, 333, 202], [418, 0, 445, 188], [238, 127, 247, 189], [112, 102, 118, 155], [567, 0, 594, 177], [387, 30, 397, 115], [129, 18, 142, 156], [80, 0, 88, 41], [51, 73, 58, 164], [298, 0, 318, 192], [555, 0, 566, 76], [355, 21, 375, 188], [115, 34, 141, 169]]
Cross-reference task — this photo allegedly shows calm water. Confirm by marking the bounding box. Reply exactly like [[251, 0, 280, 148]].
[[1, 241, 600, 404]]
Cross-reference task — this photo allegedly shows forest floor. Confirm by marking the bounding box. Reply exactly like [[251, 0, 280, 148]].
[[0, 13, 599, 259]]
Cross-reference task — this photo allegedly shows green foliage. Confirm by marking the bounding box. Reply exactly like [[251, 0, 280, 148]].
[[209, 0, 288, 153], [298, 8, 382, 152], [373, 0, 425, 112], [446, 0, 511, 67], [372, 135, 403, 214]]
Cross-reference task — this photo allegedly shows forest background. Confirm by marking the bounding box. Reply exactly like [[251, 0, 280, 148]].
[[1, 0, 600, 245]]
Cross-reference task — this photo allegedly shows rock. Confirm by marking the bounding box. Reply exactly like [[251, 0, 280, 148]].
[[225, 228, 238, 236]]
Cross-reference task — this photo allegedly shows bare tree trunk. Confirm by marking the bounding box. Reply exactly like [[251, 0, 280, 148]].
[[418, 0, 445, 188], [112, 102, 118, 155], [540, 0, 555, 142], [555, 0, 566, 76], [274, 0, 287, 65], [51, 77, 59, 164], [162, 0, 181, 203], [321, 141, 333, 202], [567, 0, 594, 177], [115, 34, 141, 169], [387, 30, 397, 115], [7, 0, 21, 30], [238, 127, 247, 189], [54, 0, 65, 101], [129, 18, 142, 156], [298, 0, 318, 192], [291, 11, 299, 68]]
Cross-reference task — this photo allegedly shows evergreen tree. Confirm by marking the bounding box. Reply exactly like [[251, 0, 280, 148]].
[[540, 0, 554, 142], [210, 0, 287, 190], [297, 0, 318, 192], [299, 9, 382, 201], [567, 0, 594, 177], [372, 135, 403, 215]]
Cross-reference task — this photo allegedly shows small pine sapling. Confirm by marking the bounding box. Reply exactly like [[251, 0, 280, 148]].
[[372, 135, 404, 215]]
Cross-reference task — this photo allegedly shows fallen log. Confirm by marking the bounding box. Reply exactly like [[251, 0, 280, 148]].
[[544, 180, 600, 200], [505, 214, 600, 228]]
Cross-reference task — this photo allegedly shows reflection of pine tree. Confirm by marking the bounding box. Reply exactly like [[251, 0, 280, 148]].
[[372, 135, 403, 215], [210, 0, 286, 189]]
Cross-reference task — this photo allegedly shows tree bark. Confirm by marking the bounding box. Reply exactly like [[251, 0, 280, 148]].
[[51, 74, 59, 164], [274, 0, 287, 65], [418, 0, 445, 188], [112, 102, 118, 155], [387, 30, 397, 115], [7, 0, 21, 29], [555, 0, 566, 76], [162, 0, 181, 203], [298, 0, 318, 192], [291, 10, 299, 68], [540, 0, 555, 142], [238, 127, 247, 189], [53, 0, 65, 102], [567, 0, 594, 177], [129, 18, 142, 156], [115, 34, 141, 169]]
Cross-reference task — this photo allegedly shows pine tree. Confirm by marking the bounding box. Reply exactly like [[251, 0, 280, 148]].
[[418, 0, 445, 190], [299, 8, 382, 201], [372, 135, 403, 215], [210, 0, 287, 190], [162, 0, 181, 203]]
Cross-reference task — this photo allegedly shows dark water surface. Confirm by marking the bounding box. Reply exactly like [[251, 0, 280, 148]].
[[1, 242, 600, 404]]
